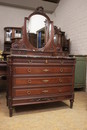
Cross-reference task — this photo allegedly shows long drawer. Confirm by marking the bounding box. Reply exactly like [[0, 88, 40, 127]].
[[13, 76, 72, 86], [12, 95, 73, 106], [13, 86, 72, 97], [13, 66, 73, 75], [12, 58, 75, 66]]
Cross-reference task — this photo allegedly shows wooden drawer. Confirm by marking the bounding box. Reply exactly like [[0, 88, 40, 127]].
[[12, 95, 73, 105], [12, 57, 75, 66], [13, 86, 72, 97], [13, 76, 72, 86], [13, 58, 60, 64], [13, 66, 73, 75]]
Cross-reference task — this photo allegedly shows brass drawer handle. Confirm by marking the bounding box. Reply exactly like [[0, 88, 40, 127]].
[[60, 68, 63, 72], [43, 69, 49, 72], [27, 68, 31, 73], [42, 79, 49, 83], [28, 79, 31, 84], [27, 91, 31, 95], [42, 90, 48, 93], [59, 78, 62, 82]]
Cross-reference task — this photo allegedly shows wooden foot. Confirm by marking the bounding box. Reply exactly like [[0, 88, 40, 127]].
[[9, 108, 13, 117], [70, 99, 73, 108]]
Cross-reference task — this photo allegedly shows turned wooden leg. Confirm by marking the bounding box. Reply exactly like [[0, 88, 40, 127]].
[[9, 108, 13, 117], [70, 99, 74, 108], [6, 95, 8, 106]]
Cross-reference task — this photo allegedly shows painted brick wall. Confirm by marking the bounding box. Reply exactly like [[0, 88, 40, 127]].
[[53, 0, 87, 55]]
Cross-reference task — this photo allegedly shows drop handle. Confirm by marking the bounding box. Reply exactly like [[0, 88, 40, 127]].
[[42, 90, 48, 93], [27, 91, 31, 95], [59, 78, 62, 82], [28, 79, 31, 84], [27, 68, 31, 73], [60, 68, 63, 72]]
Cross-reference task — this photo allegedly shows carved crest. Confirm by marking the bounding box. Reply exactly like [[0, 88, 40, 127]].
[[35, 6, 44, 13]]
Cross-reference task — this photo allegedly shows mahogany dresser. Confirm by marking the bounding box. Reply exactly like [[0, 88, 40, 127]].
[[7, 7, 75, 116], [7, 55, 75, 117]]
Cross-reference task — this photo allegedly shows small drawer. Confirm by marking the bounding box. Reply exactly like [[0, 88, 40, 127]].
[[13, 66, 73, 75], [13, 76, 72, 86], [13, 86, 72, 97]]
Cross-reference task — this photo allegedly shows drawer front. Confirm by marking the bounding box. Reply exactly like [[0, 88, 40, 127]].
[[13, 95, 73, 105], [13, 66, 73, 75], [13, 77, 72, 86], [13, 86, 72, 97], [12, 58, 75, 66]]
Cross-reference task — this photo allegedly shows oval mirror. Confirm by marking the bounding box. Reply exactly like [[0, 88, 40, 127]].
[[26, 14, 51, 48]]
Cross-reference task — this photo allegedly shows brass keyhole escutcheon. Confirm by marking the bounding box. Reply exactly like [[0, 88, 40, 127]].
[[42, 90, 48, 93], [42, 79, 49, 83], [43, 69, 49, 72]]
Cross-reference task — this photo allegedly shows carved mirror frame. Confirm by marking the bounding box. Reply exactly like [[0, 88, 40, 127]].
[[22, 7, 55, 52]]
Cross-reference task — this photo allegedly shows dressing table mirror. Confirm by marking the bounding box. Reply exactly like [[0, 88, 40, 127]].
[[23, 7, 54, 51], [7, 7, 75, 117]]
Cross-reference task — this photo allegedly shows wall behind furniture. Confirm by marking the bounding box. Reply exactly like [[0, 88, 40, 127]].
[[0, 5, 52, 50], [53, 0, 87, 55], [52, 0, 87, 91]]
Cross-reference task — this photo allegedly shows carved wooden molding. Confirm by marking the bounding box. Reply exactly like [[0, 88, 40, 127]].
[[12, 39, 26, 49]]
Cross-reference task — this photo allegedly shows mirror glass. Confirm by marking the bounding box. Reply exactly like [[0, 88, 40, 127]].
[[54, 34, 58, 46], [26, 14, 51, 48]]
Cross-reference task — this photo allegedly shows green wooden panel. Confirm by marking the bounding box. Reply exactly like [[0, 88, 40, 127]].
[[74, 56, 86, 88]]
